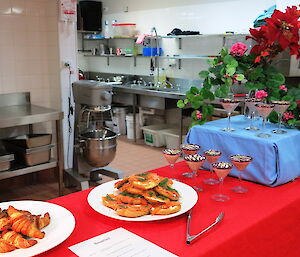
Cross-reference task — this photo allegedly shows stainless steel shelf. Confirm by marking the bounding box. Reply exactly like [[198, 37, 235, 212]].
[[0, 104, 63, 129], [161, 55, 217, 60], [0, 159, 57, 180]]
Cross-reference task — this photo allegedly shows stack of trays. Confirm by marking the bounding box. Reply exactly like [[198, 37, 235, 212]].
[[3, 134, 54, 166]]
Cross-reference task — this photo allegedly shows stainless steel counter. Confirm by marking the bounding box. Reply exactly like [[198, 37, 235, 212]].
[[112, 84, 186, 100]]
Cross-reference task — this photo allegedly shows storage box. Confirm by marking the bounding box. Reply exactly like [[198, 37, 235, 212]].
[[0, 152, 14, 172], [143, 47, 163, 56], [112, 23, 137, 38], [3, 142, 54, 166], [141, 124, 171, 147], [3, 134, 52, 148], [162, 129, 188, 149]]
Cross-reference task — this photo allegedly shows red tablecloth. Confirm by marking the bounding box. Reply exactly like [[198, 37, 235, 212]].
[[38, 162, 300, 257]]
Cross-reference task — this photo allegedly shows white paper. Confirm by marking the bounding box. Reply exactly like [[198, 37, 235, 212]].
[[69, 228, 178, 257]]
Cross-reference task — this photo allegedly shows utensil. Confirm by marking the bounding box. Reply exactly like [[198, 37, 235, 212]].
[[186, 211, 224, 244]]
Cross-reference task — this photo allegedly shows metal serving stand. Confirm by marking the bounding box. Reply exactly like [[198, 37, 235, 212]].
[[0, 92, 64, 196]]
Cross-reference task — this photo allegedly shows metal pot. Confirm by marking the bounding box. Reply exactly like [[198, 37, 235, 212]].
[[79, 129, 118, 168]]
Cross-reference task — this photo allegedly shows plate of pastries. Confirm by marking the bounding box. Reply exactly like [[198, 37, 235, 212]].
[[0, 201, 75, 256], [88, 173, 198, 221]]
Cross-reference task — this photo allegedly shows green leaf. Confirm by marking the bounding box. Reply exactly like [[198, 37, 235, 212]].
[[190, 86, 200, 95], [177, 100, 185, 108], [191, 101, 201, 109], [220, 48, 228, 57], [288, 102, 297, 110], [282, 95, 293, 102], [223, 55, 235, 65], [226, 67, 236, 76], [199, 70, 209, 78], [184, 99, 189, 104], [235, 74, 244, 81]]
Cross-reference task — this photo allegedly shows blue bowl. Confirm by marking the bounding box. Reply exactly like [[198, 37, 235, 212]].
[[143, 47, 163, 56]]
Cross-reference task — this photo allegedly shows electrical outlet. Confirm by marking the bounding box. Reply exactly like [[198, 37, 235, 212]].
[[103, 7, 108, 12]]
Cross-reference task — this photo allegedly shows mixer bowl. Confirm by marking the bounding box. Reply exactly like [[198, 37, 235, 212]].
[[79, 129, 118, 168]]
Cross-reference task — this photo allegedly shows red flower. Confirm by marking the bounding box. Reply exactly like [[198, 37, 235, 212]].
[[196, 111, 202, 120], [279, 85, 288, 92], [248, 5, 300, 62], [296, 100, 300, 108], [230, 42, 248, 56], [282, 111, 295, 122]]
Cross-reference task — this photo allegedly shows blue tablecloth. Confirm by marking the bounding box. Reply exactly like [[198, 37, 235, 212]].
[[186, 115, 300, 187]]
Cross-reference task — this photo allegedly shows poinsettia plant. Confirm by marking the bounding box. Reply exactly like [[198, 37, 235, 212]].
[[177, 5, 300, 129]]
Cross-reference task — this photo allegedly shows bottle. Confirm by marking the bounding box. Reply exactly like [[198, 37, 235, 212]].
[[103, 20, 110, 38], [111, 19, 117, 38]]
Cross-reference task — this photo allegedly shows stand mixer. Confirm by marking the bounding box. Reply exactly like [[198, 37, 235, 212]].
[[65, 80, 124, 190]]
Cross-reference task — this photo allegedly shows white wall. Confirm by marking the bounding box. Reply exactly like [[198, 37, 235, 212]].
[[78, 0, 276, 79]]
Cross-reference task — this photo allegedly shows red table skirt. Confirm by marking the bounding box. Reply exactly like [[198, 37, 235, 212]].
[[38, 161, 300, 257]]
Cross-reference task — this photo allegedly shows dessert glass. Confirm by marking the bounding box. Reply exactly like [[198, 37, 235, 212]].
[[211, 162, 233, 202], [163, 149, 181, 168], [271, 101, 290, 134], [230, 155, 253, 193], [183, 154, 206, 178], [220, 98, 240, 132], [244, 98, 262, 131], [180, 144, 200, 156], [255, 103, 275, 138], [203, 150, 222, 185]]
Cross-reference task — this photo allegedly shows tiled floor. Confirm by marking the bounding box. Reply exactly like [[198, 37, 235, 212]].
[[0, 136, 180, 202]]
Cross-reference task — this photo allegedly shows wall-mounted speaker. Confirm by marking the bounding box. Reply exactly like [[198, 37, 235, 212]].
[[78, 1, 102, 32]]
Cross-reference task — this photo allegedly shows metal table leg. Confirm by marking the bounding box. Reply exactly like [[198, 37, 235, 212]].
[[56, 120, 64, 196]]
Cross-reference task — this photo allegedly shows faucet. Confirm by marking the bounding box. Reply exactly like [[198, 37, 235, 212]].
[[150, 27, 160, 87]]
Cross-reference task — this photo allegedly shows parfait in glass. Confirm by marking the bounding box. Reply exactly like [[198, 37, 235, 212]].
[[180, 144, 200, 156], [271, 101, 290, 134], [255, 103, 274, 138], [211, 162, 233, 202], [183, 154, 206, 178], [244, 98, 262, 130], [163, 149, 181, 168], [230, 155, 253, 193], [203, 150, 222, 185], [220, 98, 240, 132]]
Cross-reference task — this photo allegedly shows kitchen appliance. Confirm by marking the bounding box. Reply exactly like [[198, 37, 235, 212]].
[[65, 80, 123, 190]]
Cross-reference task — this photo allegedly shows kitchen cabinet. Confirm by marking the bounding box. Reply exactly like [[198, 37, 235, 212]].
[[0, 92, 64, 196]]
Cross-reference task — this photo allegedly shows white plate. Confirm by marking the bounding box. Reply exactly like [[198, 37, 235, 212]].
[[0, 200, 75, 257], [87, 180, 198, 221]]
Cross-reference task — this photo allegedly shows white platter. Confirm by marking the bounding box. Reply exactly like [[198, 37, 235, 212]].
[[0, 200, 75, 257], [87, 179, 198, 221]]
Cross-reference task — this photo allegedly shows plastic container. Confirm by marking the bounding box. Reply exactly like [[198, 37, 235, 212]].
[[126, 114, 142, 140], [114, 107, 127, 135], [112, 23, 136, 38], [141, 124, 171, 147], [143, 47, 163, 56], [162, 129, 187, 149]]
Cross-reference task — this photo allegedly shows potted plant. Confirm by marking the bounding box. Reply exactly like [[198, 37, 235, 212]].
[[177, 5, 300, 129]]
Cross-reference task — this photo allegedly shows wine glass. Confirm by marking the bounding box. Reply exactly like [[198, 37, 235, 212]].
[[244, 98, 261, 130], [211, 162, 233, 202], [220, 98, 240, 132], [183, 154, 206, 178], [162, 149, 181, 168], [180, 144, 200, 156], [230, 155, 253, 193], [255, 103, 275, 138], [203, 150, 222, 185], [271, 101, 290, 134]]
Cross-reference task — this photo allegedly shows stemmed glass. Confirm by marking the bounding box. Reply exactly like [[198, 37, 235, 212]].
[[183, 154, 206, 178], [203, 150, 222, 185], [211, 162, 233, 202], [230, 155, 253, 193], [163, 149, 181, 168], [255, 103, 275, 138], [220, 98, 240, 132], [244, 98, 262, 130], [180, 144, 200, 156], [271, 101, 290, 134]]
